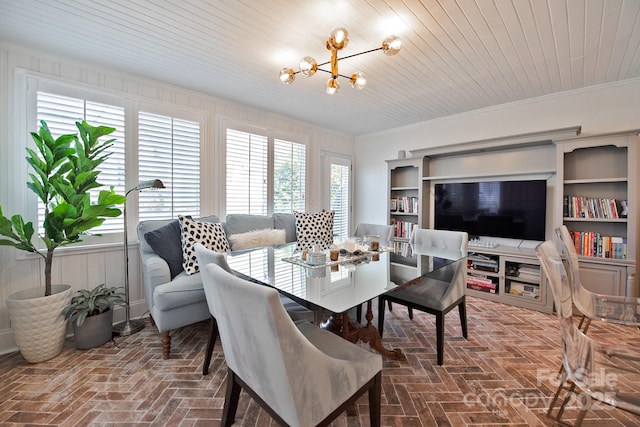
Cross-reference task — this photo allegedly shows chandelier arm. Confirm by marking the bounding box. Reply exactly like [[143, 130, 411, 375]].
[[315, 68, 352, 80], [338, 46, 383, 61]]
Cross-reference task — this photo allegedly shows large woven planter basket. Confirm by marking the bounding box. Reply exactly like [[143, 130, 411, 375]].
[[6, 284, 72, 363]]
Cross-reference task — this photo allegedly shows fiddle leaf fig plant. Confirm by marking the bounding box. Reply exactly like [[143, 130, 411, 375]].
[[0, 120, 126, 296]]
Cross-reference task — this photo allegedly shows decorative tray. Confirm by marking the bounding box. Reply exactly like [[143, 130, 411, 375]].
[[281, 248, 389, 269]]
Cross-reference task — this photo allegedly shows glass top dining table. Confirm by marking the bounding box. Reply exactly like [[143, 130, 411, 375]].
[[226, 241, 467, 360]]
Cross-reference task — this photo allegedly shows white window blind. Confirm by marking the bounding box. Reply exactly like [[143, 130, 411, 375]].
[[225, 128, 268, 215], [274, 138, 306, 213], [138, 112, 200, 220], [330, 163, 350, 241], [225, 127, 306, 216], [36, 91, 126, 234]]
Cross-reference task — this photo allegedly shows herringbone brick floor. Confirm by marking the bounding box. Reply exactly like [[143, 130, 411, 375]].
[[1, 296, 640, 426]]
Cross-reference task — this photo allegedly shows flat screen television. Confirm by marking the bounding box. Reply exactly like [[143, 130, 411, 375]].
[[434, 180, 547, 241]]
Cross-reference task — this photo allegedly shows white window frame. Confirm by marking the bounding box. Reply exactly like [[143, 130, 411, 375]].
[[25, 76, 127, 246], [133, 102, 207, 227], [18, 73, 208, 250], [220, 119, 308, 218]]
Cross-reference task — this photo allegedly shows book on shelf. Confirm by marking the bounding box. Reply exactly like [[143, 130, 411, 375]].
[[563, 195, 621, 219], [569, 230, 627, 259], [466, 277, 497, 293], [468, 253, 497, 262], [390, 219, 416, 239], [513, 265, 540, 281], [468, 258, 499, 272], [393, 241, 414, 258], [467, 274, 495, 285], [389, 196, 419, 214]]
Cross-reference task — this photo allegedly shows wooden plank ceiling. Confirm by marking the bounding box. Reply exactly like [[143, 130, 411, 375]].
[[0, 0, 639, 135]]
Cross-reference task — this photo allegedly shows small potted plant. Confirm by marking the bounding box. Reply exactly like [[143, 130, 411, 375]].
[[62, 284, 126, 349]]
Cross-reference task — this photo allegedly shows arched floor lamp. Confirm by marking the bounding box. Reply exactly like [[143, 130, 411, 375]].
[[113, 179, 165, 336]]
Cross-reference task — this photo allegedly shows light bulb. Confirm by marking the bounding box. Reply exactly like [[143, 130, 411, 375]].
[[382, 35, 402, 56], [328, 27, 349, 50], [350, 72, 367, 90], [325, 78, 340, 95], [279, 68, 295, 84], [299, 56, 317, 77]]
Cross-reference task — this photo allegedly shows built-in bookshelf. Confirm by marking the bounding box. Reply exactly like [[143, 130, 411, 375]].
[[555, 132, 638, 296], [387, 157, 429, 283]]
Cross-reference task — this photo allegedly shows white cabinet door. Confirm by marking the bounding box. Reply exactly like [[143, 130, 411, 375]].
[[578, 261, 626, 296]]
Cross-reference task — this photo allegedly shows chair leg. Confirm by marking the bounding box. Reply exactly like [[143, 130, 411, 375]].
[[368, 372, 382, 427], [458, 298, 468, 339], [222, 368, 242, 427], [161, 331, 171, 359], [387, 300, 393, 311], [356, 304, 363, 324], [557, 381, 579, 423], [547, 370, 568, 421], [377, 297, 386, 338], [408, 306, 414, 320], [202, 316, 219, 375], [436, 312, 444, 365]]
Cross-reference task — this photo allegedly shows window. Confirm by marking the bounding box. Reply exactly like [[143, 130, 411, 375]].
[[225, 126, 306, 216], [322, 152, 351, 242], [36, 91, 126, 234], [138, 112, 201, 221], [225, 128, 268, 215], [274, 138, 306, 213], [330, 162, 350, 240]]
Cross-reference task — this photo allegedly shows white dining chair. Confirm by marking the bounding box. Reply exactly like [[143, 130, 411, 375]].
[[194, 243, 314, 375], [200, 261, 383, 426]]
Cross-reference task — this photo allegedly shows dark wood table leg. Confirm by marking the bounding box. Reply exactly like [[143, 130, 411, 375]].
[[320, 300, 405, 361]]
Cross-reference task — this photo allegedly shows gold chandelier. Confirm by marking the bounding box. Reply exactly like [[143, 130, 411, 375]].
[[279, 27, 401, 95]]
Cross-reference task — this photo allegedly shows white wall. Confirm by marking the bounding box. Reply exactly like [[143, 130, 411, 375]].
[[0, 41, 355, 355], [353, 78, 640, 226]]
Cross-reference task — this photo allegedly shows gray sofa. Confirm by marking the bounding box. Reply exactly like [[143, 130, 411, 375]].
[[137, 213, 302, 359]]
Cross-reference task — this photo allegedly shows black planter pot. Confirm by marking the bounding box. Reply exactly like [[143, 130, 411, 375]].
[[72, 308, 114, 349]]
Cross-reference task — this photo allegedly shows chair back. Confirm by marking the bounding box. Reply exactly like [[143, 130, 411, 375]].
[[410, 228, 468, 252], [200, 262, 381, 426], [554, 225, 595, 317], [412, 228, 468, 305], [536, 240, 640, 415], [353, 223, 394, 245], [194, 243, 234, 318]]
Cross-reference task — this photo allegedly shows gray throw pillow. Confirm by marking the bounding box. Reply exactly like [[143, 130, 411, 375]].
[[273, 212, 297, 242], [144, 215, 219, 279]]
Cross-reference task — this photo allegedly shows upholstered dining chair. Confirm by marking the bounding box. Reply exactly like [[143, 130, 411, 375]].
[[200, 261, 383, 427], [353, 223, 395, 323], [555, 225, 640, 332], [378, 228, 468, 365], [194, 243, 314, 375], [536, 240, 640, 426], [353, 223, 394, 243]]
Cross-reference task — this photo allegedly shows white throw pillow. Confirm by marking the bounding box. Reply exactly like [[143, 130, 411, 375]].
[[179, 215, 230, 275], [229, 228, 286, 251]]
